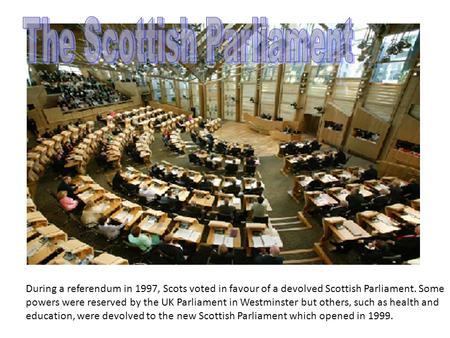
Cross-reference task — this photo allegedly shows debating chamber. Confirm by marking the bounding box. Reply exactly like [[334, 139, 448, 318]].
[[26, 23, 420, 265]]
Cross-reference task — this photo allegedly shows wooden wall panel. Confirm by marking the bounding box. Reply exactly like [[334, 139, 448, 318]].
[[345, 106, 390, 160], [318, 102, 350, 148]]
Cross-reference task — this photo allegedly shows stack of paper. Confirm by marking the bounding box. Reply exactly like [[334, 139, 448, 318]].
[[252, 236, 264, 248]]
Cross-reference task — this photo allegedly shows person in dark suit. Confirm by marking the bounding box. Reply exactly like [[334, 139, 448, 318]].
[[390, 225, 420, 260], [218, 198, 236, 219], [179, 172, 194, 189], [306, 178, 325, 191], [402, 178, 420, 200], [159, 191, 177, 212], [184, 202, 203, 219], [250, 181, 264, 196], [209, 244, 233, 264], [254, 246, 284, 264], [360, 164, 378, 181], [346, 187, 365, 213], [389, 182, 405, 204], [57, 176, 77, 199], [198, 178, 214, 193], [157, 234, 185, 264], [334, 149, 347, 166]]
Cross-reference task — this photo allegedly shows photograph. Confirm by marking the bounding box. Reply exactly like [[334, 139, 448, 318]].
[[26, 21, 420, 265]]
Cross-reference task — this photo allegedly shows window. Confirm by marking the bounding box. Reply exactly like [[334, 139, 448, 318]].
[[151, 78, 161, 101], [58, 64, 82, 75], [284, 64, 304, 83], [337, 25, 371, 78], [372, 29, 419, 84], [165, 80, 176, 103]]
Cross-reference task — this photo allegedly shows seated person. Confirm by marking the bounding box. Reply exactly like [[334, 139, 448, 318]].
[[57, 190, 80, 213], [209, 244, 233, 264], [360, 239, 396, 264], [389, 225, 420, 260], [306, 178, 325, 191], [334, 149, 347, 166], [178, 172, 194, 189], [245, 156, 256, 167], [97, 217, 124, 241], [389, 181, 405, 204], [57, 176, 77, 199], [320, 152, 334, 167], [254, 246, 284, 264], [80, 200, 103, 227], [249, 181, 264, 196], [306, 156, 320, 170], [217, 198, 236, 220], [139, 183, 157, 203], [157, 234, 185, 264], [345, 187, 365, 213], [112, 170, 125, 191], [222, 178, 241, 194], [198, 178, 214, 193], [159, 191, 177, 212], [184, 202, 203, 219], [360, 164, 378, 181], [251, 196, 268, 223], [225, 162, 239, 175], [402, 178, 420, 200], [128, 225, 159, 252]]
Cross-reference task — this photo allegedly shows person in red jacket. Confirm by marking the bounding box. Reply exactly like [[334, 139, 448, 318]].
[[57, 190, 79, 212]]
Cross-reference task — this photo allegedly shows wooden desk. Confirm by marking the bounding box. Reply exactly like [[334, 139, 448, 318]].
[[92, 194, 122, 217], [282, 154, 312, 174], [110, 201, 143, 230], [186, 170, 203, 184], [303, 191, 338, 211], [149, 178, 170, 196], [206, 221, 241, 248], [27, 225, 68, 264], [27, 211, 48, 228], [381, 176, 408, 187], [27, 198, 37, 212], [364, 180, 391, 193], [356, 210, 401, 235], [91, 253, 129, 265], [345, 183, 374, 199], [189, 190, 215, 208], [292, 175, 313, 200], [330, 169, 357, 183], [216, 193, 242, 210], [170, 216, 205, 244], [77, 185, 105, 204], [205, 174, 222, 190], [243, 178, 264, 191], [138, 210, 172, 236], [47, 239, 94, 265], [385, 204, 420, 226], [321, 217, 371, 243], [313, 172, 339, 185], [222, 178, 242, 190], [168, 184, 190, 202], [246, 224, 283, 255]]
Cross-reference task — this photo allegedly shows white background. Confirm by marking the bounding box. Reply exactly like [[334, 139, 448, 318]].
[[1, 0, 449, 337]]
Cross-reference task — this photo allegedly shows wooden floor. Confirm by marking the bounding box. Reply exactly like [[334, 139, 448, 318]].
[[214, 121, 279, 157]]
